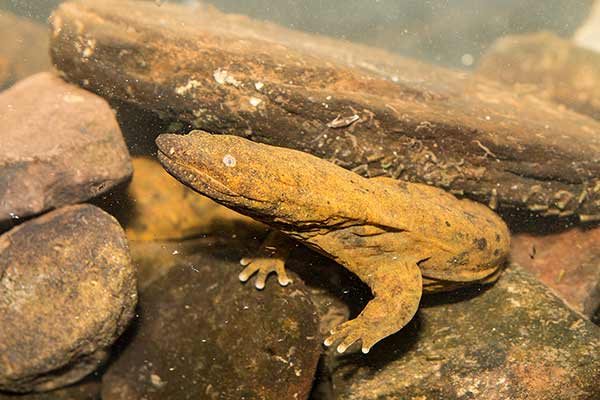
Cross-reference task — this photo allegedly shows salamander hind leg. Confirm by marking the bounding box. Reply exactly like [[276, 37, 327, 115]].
[[324, 257, 422, 354], [239, 231, 295, 289]]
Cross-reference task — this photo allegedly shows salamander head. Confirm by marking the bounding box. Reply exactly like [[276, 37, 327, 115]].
[[157, 130, 373, 230], [156, 130, 307, 222]]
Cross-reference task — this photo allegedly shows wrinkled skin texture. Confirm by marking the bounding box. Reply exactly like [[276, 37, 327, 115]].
[[156, 130, 510, 353]]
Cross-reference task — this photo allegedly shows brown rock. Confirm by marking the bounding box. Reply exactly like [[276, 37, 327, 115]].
[[0, 72, 132, 228], [0, 12, 51, 89], [510, 226, 600, 318], [0, 204, 137, 393], [118, 156, 254, 241], [324, 264, 600, 399], [479, 31, 600, 121], [50, 0, 600, 220], [101, 239, 321, 400]]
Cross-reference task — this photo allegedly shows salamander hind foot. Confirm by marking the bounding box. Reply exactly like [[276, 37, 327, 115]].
[[324, 259, 423, 354]]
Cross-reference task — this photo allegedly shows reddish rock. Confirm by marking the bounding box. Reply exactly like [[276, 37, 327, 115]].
[[0, 12, 51, 89], [0, 204, 137, 393], [324, 264, 600, 399], [50, 0, 600, 220], [0, 72, 132, 228], [511, 226, 600, 318]]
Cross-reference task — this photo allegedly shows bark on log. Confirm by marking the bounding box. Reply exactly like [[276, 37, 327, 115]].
[[50, 0, 600, 220]]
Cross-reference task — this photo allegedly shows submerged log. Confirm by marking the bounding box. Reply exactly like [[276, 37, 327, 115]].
[[50, 0, 600, 220]]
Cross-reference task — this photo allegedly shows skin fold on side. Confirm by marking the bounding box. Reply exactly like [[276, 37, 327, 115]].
[[156, 130, 511, 354]]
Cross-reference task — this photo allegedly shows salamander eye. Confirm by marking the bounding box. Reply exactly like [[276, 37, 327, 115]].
[[222, 154, 237, 167]]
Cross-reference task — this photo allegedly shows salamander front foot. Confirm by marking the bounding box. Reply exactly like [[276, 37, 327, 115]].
[[239, 256, 292, 290]]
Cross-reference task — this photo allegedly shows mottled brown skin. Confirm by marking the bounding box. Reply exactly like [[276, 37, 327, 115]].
[[156, 130, 510, 353]]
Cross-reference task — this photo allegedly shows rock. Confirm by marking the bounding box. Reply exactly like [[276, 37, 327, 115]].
[[0, 12, 51, 90], [0, 72, 132, 229], [0, 204, 137, 393], [0, 378, 100, 400], [50, 0, 600, 220], [510, 226, 600, 318], [117, 156, 254, 241], [323, 264, 600, 399], [478, 31, 600, 121], [101, 239, 321, 400], [575, 0, 600, 53]]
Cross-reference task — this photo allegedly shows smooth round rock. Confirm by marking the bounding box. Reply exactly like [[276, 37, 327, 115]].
[[0, 204, 137, 393], [102, 244, 321, 400]]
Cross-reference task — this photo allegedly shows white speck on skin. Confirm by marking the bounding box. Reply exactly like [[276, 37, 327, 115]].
[[249, 97, 262, 107], [222, 154, 237, 167], [169, 147, 175, 155], [254, 81, 264, 90]]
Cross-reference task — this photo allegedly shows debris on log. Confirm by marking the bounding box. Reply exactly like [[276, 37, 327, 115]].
[[50, 0, 600, 221]]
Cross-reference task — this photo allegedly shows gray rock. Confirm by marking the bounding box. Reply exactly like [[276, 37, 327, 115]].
[[102, 238, 321, 400], [0, 72, 132, 228], [324, 264, 600, 400], [0, 204, 137, 393]]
